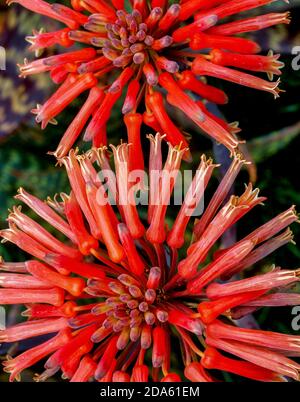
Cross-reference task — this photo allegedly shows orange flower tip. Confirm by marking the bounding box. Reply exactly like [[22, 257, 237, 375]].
[[112, 371, 130, 382], [152, 326, 168, 368], [201, 346, 283, 382], [183, 148, 193, 163], [145, 288, 156, 304], [157, 57, 179, 74], [146, 267, 161, 289], [78, 238, 99, 257], [206, 268, 300, 300], [152, 357, 164, 369], [161, 373, 181, 382], [177, 259, 196, 280], [184, 362, 214, 382], [173, 14, 218, 42], [144, 311, 155, 326], [141, 325, 152, 350], [25, 260, 86, 297], [143, 63, 158, 86], [117, 223, 145, 276], [131, 365, 149, 382], [156, 310, 169, 323], [23, 301, 77, 319], [95, 336, 118, 380], [128, 285, 143, 299], [122, 80, 141, 114]]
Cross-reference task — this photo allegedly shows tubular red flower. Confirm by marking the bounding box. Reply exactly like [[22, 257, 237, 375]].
[[184, 362, 215, 382], [172, 14, 218, 42], [59, 149, 101, 239], [159, 4, 181, 31], [22, 302, 77, 319], [112, 370, 131, 382], [61, 192, 99, 256], [240, 206, 299, 245], [131, 365, 149, 382], [192, 56, 281, 98], [146, 143, 186, 243], [146, 91, 190, 158], [240, 293, 300, 308], [207, 12, 290, 36], [0, 273, 52, 290], [159, 73, 240, 153], [193, 153, 247, 238], [0, 287, 65, 306], [9, 0, 287, 155], [85, 182, 125, 263], [161, 373, 181, 382], [202, 347, 282, 382], [167, 155, 217, 249], [95, 335, 119, 380], [222, 228, 295, 279], [86, 91, 124, 142], [14, 187, 76, 244], [178, 184, 266, 279], [61, 342, 95, 379], [26, 28, 74, 52], [2, 329, 72, 382], [187, 239, 256, 294], [147, 133, 163, 225], [167, 308, 202, 335], [191, 32, 261, 54], [0, 259, 27, 274], [231, 293, 300, 319], [179, 0, 227, 22], [9, 0, 86, 28], [194, 0, 282, 21], [34, 73, 98, 129], [111, 144, 145, 239], [124, 113, 144, 173], [122, 79, 141, 114], [209, 49, 284, 80], [206, 337, 300, 381], [7, 206, 81, 260], [26, 260, 85, 297], [198, 290, 266, 325], [0, 317, 68, 343], [206, 268, 300, 300], [54, 87, 105, 158], [70, 355, 97, 382], [178, 70, 228, 105], [152, 326, 168, 368], [207, 320, 300, 354], [44, 324, 97, 377], [45, 254, 106, 280]]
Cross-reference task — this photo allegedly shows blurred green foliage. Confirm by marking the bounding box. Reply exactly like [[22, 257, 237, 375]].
[[0, 0, 300, 382]]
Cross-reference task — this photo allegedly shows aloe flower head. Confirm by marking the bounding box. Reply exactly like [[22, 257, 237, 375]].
[[1, 134, 300, 382], [9, 0, 289, 158]]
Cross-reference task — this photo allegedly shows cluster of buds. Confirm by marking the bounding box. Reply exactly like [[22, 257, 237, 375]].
[[9, 0, 289, 158], [0, 134, 299, 382]]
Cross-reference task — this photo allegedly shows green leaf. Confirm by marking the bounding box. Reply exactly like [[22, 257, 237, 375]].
[[247, 121, 300, 163]]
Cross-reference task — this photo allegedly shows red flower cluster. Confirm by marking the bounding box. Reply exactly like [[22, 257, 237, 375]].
[[1, 134, 299, 382], [10, 0, 289, 158]]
